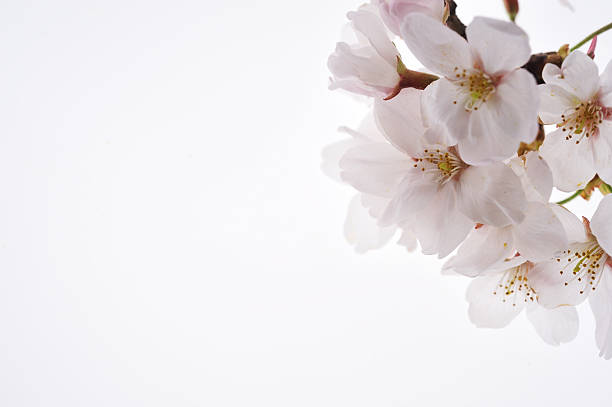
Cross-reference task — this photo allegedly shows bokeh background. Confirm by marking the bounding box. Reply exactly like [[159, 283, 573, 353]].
[[1, 0, 612, 405]]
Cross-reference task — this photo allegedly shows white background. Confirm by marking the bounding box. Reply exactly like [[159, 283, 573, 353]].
[[1, 0, 612, 405]]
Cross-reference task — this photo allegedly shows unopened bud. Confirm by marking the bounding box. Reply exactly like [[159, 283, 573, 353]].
[[503, 0, 519, 22], [587, 36, 597, 59]]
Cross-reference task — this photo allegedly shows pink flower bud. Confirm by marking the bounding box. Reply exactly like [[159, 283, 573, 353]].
[[374, 0, 448, 36], [503, 0, 519, 22]]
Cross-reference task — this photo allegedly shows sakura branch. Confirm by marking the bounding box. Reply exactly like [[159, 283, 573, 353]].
[[324, 0, 612, 358]]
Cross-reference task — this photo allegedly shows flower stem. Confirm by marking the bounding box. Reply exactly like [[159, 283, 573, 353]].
[[571, 22, 612, 52], [555, 190, 583, 205]]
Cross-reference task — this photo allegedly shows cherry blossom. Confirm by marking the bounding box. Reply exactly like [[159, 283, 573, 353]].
[[322, 115, 417, 253], [361, 88, 527, 257], [327, 4, 400, 98], [538, 51, 612, 191], [373, 0, 448, 36], [466, 256, 578, 346], [444, 152, 570, 277], [401, 14, 539, 164]]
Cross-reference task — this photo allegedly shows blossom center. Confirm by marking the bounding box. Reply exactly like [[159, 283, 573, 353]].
[[412, 146, 465, 185], [451, 67, 496, 112], [556, 240, 608, 294], [492, 263, 536, 306], [558, 100, 604, 144]]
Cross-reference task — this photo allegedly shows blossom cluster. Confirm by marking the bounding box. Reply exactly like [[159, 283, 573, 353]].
[[324, 0, 612, 357]]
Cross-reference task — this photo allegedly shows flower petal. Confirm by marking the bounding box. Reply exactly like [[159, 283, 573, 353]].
[[344, 194, 397, 253], [456, 162, 527, 227], [420, 78, 469, 143], [374, 88, 426, 156], [466, 17, 531, 75], [550, 204, 587, 243], [542, 51, 600, 101], [593, 122, 612, 187], [599, 59, 612, 106], [458, 69, 539, 165], [348, 5, 398, 66], [589, 270, 612, 359], [525, 304, 579, 346], [466, 271, 526, 328], [400, 13, 472, 78], [513, 202, 567, 262], [443, 225, 515, 277], [340, 142, 412, 197], [539, 128, 596, 192], [591, 194, 612, 255], [538, 84, 579, 125]]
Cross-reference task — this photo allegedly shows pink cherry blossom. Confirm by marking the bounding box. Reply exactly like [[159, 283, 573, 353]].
[[538, 51, 612, 192], [401, 14, 539, 164], [373, 0, 448, 36]]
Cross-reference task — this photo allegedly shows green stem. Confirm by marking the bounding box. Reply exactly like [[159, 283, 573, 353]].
[[570, 21, 612, 52], [555, 190, 583, 205]]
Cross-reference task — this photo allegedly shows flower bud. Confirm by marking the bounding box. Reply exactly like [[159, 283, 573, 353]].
[[374, 0, 448, 36], [503, 0, 519, 22]]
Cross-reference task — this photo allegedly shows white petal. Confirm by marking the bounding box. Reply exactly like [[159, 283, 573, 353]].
[[344, 194, 397, 253], [340, 142, 412, 197], [513, 202, 568, 262], [466, 17, 531, 75], [508, 152, 553, 202], [591, 194, 612, 255], [589, 270, 612, 359], [538, 84, 578, 125], [397, 223, 418, 252], [420, 78, 469, 143], [526, 304, 579, 346], [456, 162, 527, 227], [593, 122, 612, 187], [530, 240, 607, 308], [466, 271, 526, 329], [400, 13, 472, 78], [348, 6, 398, 66], [550, 204, 587, 243], [539, 128, 596, 192], [373, 88, 426, 156], [458, 69, 539, 165], [599, 59, 612, 106], [410, 185, 473, 258], [380, 175, 438, 225], [443, 225, 515, 277], [542, 51, 600, 101]]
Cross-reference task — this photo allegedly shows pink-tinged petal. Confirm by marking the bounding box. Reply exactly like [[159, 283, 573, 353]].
[[340, 142, 413, 197], [456, 162, 527, 227], [599, 59, 612, 106], [410, 185, 473, 258], [593, 122, 612, 186], [538, 84, 579, 125], [591, 195, 612, 255], [589, 271, 612, 359], [322, 137, 358, 182], [513, 202, 567, 262], [328, 42, 399, 98], [374, 88, 426, 156], [344, 194, 397, 253], [348, 6, 398, 66], [379, 176, 438, 225], [400, 13, 472, 78], [525, 304, 579, 346], [375, 0, 447, 36], [443, 225, 514, 277], [539, 128, 596, 192], [530, 240, 607, 308], [550, 204, 587, 243], [466, 271, 526, 328], [466, 17, 531, 75], [420, 79, 469, 142], [459, 69, 539, 165], [542, 51, 599, 101], [397, 222, 418, 252], [508, 152, 553, 202]]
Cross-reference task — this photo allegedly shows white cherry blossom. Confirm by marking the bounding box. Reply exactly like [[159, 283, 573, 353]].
[[401, 14, 539, 164], [327, 4, 400, 98], [352, 88, 527, 258], [538, 51, 612, 191], [322, 115, 417, 253], [444, 152, 570, 277], [466, 256, 578, 346], [374, 0, 448, 36]]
